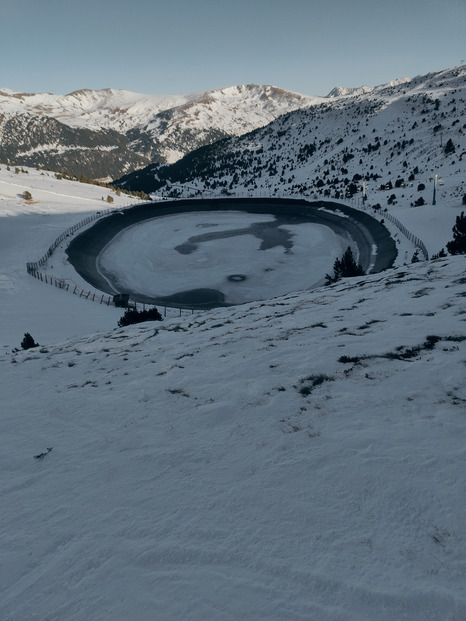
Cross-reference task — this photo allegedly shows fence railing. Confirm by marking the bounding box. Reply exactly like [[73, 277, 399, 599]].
[[344, 196, 429, 260], [26, 207, 117, 274], [377, 210, 429, 259], [26, 268, 197, 317], [25, 204, 197, 316], [26, 193, 429, 315]]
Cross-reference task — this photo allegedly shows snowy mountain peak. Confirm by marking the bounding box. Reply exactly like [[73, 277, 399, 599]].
[[0, 83, 322, 175], [326, 84, 374, 98], [1, 64, 464, 181], [326, 76, 413, 99], [115, 64, 466, 213]]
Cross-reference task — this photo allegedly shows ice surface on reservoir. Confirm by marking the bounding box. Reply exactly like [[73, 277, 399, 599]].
[[97, 211, 345, 303]]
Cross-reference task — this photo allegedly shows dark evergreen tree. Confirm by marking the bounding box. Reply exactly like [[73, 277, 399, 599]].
[[446, 212, 466, 255], [444, 138, 455, 156], [21, 332, 38, 350], [411, 249, 420, 263], [326, 246, 365, 284]]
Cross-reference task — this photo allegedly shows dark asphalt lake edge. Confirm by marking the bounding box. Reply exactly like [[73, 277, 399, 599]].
[[65, 198, 397, 310]]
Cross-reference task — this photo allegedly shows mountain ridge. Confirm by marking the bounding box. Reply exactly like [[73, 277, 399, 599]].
[[0, 84, 322, 177], [113, 65, 466, 221], [1, 89, 465, 617]]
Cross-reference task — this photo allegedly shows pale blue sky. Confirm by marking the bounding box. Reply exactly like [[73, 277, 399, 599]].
[[1, 0, 465, 96]]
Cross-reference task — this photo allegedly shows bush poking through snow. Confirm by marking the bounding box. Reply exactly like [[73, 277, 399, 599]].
[[298, 373, 334, 396], [117, 307, 163, 327], [21, 332, 38, 350], [431, 248, 447, 260]]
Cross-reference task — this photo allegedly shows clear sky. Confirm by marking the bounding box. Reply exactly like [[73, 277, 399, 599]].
[[1, 0, 465, 97]]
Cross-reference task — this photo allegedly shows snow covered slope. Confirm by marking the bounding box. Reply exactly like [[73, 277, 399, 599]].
[[116, 65, 466, 229], [1, 215, 465, 619], [0, 65, 465, 617]]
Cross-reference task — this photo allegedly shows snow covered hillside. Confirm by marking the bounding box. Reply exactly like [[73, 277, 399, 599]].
[[116, 65, 466, 224], [1, 156, 465, 619], [2, 254, 466, 621]]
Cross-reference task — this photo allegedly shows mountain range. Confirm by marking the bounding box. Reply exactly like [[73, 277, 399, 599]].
[[113, 66, 466, 213], [0, 84, 321, 179], [1, 64, 466, 619]]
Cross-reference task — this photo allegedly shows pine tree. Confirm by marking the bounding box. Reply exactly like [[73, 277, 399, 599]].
[[326, 246, 365, 284], [446, 212, 466, 255], [21, 332, 38, 350], [339, 246, 365, 277], [444, 138, 455, 156]]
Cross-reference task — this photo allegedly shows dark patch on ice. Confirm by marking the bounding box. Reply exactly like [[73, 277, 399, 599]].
[[174, 242, 197, 254], [174, 220, 294, 255]]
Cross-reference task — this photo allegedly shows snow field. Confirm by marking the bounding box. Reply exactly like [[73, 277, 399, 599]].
[[1, 256, 465, 620], [0, 165, 465, 620]]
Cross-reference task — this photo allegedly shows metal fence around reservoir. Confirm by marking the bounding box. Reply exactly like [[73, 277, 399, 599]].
[[26, 207, 116, 274], [345, 196, 429, 259], [26, 193, 429, 315], [25, 268, 195, 317]]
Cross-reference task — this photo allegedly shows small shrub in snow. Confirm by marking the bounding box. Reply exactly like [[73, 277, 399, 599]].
[[117, 307, 163, 327], [21, 332, 38, 350], [431, 248, 447, 260], [298, 374, 334, 396], [338, 355, 363, 364], [34, 447, 52, 460]]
